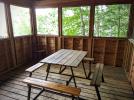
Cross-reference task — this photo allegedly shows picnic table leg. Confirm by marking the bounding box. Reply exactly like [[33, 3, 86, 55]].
[[87, 61, 92, 79], [102, 74, 105, 82], [27, 85, 31, 100], [45, 64, 51, 80], [70, 67, 77, 87], [82, 61, 87, 79], [95, 86, 101, 100]]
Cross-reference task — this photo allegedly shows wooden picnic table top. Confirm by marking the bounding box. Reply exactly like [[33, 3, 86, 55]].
[[40, 49, 87, 67]]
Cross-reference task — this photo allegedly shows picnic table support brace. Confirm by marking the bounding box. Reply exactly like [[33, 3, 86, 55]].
[[70, 67, 77, 87], [95, 86, 101, 100], [102, 74, 105, 82], [46, 64, 51, 80], [33, 89, 45, 100], [66, 76, 73, 86], [87, 61, 92, 79], [59, 66, 67, 74], [82, 61, 88, 79]]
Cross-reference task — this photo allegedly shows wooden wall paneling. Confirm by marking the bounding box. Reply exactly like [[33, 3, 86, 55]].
[[126, 42, 133, 71], [64, 37, 73, 49], [123, 41, 130, 70], [22, 36, 32, 64], [22, 37, 26, 64], [88, 37, 92, 57], [46, 37, 56, 55], [104, 39, 118, 66], [128, 45, 134, 81], [15, 37, 24, 66], [5, 39, 14, 69], [0, 40, 8, 73], [83, 38, 88, 51], [61, 37, 65, 49], [45, 36, 48, 56], [4, 39, 10, 69], [73, 37, 83, 50], [93, 38, 106, 63], [57, 37, 62, 50], [127, 39, 134, 89], [55, 37, 58, 52], [116, 39, 126, 67]]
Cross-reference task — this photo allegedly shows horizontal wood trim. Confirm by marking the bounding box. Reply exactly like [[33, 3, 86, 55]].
[[35, 36, 127, 67], [1, 0, 31, 7], [34, 0, 133, 7]]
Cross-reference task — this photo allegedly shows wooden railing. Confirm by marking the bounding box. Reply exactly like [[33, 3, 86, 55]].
[[36, 36, 127, 67]]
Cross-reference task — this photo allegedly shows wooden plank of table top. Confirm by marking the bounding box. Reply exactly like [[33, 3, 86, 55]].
[[40, 49, 87, 67], [71, 51, 87, 67], [58, 50, 80, 65], [46, 50, 70, 64], [40, 49, 66, 63], [64, 51, 83, 66], [23, 77, 81, 96], [66, 51, 87, 67], [51, 50, 73, 64]]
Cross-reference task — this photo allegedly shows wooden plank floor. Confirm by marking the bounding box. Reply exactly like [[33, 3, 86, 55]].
[[0, 63, 133, 100]]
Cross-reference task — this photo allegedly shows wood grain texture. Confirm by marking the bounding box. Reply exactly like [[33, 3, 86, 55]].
[[40, 49, 87, 67], [23, 77, 81, 96], [36, 36, 126, 67], [2, 0, 32, 7], [33, 0, 133, 7], [26, 63, 44, 72]]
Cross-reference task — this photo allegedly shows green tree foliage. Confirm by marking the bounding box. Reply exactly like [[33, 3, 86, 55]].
[[0, 2, 8, 38], [94, 4, 130, 37], [62, 7, 89, 36], [11, 5, 31, 36], [36, 8, 58, 35]]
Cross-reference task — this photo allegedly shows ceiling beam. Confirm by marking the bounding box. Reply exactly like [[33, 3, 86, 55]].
[[1, 0, 32, 7], [33, 0, 134, 7]]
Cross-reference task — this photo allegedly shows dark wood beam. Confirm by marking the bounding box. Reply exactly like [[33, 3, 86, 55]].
[[2, 0, 32, 7], [5, 2, 17, 66], [128, 4, 134, 38], [89, 5, 95, 37], [34, 0, 133, 7]]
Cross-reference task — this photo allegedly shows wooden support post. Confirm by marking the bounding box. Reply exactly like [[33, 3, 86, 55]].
[[89, 5, 95, 58], [58, 6, 62, 50], [5, 3, 17, 66]]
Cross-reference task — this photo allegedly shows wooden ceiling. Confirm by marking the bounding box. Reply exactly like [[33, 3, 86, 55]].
[[33, 0, 134, 7], [0, 0, 133, 7]]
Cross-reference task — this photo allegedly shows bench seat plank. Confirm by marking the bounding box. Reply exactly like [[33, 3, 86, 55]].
[[96, 64, 104, 86], [90, 63, 100, 86], [23, 77, 81, 96], [26, 63, 44, 72], [83, 57, 94, 61]]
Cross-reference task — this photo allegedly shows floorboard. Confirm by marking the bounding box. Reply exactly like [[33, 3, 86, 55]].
[[0, 63, 133, 100]]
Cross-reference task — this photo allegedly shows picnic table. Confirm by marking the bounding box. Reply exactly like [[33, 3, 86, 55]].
[[40, 49, 87, 87]]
